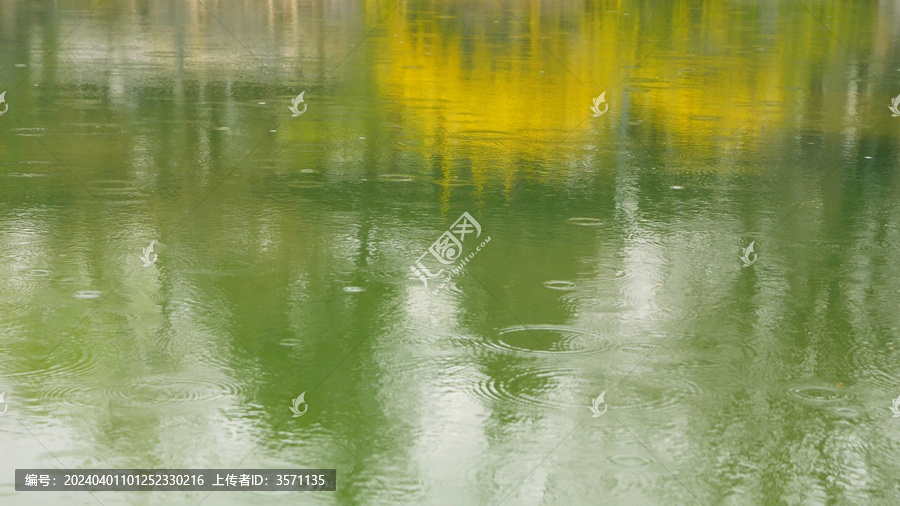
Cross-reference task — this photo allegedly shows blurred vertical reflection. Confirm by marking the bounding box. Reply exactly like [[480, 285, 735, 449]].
[[1, 0, 899, 504]]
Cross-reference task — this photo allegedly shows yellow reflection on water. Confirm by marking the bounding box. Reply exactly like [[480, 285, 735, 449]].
[[373, 0, 894, 174]]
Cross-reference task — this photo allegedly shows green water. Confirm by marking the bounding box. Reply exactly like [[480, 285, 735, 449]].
[[2, 0, 900, 504]]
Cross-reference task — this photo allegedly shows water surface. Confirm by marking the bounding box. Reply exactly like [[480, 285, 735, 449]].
[[2, 0, 900, 504]]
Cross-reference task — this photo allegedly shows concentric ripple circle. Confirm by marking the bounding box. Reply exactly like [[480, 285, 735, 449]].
[[25, 269, 51, 277], [469, 365, 584, 409], [36, 383, 101, 408], [378, 174, 416, 182], [0, 301, 31, 318], [786, 385, 847, 403], [6, 172, 54, 178], [542, 280, 578, 291], [607, 454, 653, 467], [74, 290, 101, 299], [38, 376, 245, 408], [0, 340, 105, 382], [114, 377, 245, 405], [478, 325, 611, 355], [567, 217, 602, 226], [6, 276, 43, 301], [608, 374, 702, 412]]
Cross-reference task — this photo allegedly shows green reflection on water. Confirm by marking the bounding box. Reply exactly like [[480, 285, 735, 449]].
[[1, 0, 900, 504]]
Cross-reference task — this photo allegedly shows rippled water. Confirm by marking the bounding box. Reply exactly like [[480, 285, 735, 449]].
[[2, 0, 900, 504]]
